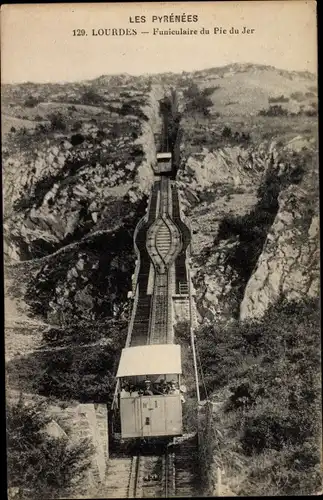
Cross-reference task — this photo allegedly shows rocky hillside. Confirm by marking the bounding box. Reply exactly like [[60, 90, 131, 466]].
[[4, 63, 319, 498], [4, 59, 319, 410], [171, 64, 318, 325], [3, 77, 166, 323]]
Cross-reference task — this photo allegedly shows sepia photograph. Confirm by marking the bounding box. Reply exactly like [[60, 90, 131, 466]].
[[2, 1, 321, 498]]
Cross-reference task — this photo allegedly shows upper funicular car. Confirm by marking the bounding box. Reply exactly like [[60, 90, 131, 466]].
[[153, 152, 172, 175]]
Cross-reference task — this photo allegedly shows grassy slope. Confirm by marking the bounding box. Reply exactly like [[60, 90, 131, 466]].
[[196, 298, 321, 496], [195, 65, 317, 115]]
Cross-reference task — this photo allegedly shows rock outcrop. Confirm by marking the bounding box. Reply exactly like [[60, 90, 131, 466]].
[[178, 141, 275, 195], [182, 141, 282, 324], [240, 185, 319, 320], [3, 82, 165, 263]]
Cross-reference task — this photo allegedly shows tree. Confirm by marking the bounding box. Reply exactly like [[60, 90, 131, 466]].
[[6, 397, 94, 499]]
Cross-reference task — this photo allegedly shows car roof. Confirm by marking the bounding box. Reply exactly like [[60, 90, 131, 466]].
[[116, 344, 182, 377], [156, 152, 172, 159]]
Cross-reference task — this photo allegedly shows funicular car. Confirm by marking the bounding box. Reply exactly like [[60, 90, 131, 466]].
[[116, 344, 183, 439], [153, 152, 172, 175]]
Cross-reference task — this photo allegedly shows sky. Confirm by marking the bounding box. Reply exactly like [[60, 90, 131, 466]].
[[1, 1, 317, 84]]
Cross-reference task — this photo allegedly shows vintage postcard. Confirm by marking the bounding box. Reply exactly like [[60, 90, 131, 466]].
[[2, 1, 320, 498]]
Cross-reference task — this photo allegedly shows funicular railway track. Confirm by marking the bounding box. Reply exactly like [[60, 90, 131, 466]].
[[106, 98, 199, 499], [127, 445, 175, 498], [149, 272, 170, 344], [147, 175, 178, 345]]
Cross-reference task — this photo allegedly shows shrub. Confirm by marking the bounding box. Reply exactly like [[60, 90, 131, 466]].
[[119, 102, 148, 120], [71, 121, 82, 132], [71, 133, 85, 146], [259, 105, 288, 117], [81, 88, 103, 106], [268, 95, 289, 103], [220, 127, 250, 146], [304, 109, 318, 117], [24, 95, 39, 108], [35, 320, 128, 404], [6, 397, 94, 499], [222, 126, 232, 138], [291, 91, 306, 102], [183, 81, 213, 116], [35, 123, 49, 134], [48, 112, 67, 132], [202, 86, 220, 96]]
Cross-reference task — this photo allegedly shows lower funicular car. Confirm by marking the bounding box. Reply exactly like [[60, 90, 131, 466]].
[[116, 344, 183, 439]]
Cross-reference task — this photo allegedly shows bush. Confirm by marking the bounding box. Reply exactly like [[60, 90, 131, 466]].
[[35, 123, 49, 134], [81, 88, 103, 106], [291, 91, 306, 102], [35, 320, 128, 404], [48, 112, 67, 132], [6, 397, 94, 499], [119, 102, 148, 120], [259, 105, 288, 117], [268, 95, 289, 103], [221, 127, 250, 145], [184, 81, 213, 116], [304, 109, 318, 117], [71, 121, 82, 132], [222, 126, 232, 138], [202, 86, 220, 96], [71, 133, 85, 146], [24, 95, 39, 108]]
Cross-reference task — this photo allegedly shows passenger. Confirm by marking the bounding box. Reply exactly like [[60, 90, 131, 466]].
[[161, 384, 168, 395], [169, 380, 180, 394], [143, 379, 153, 396], [154, 381, 165, 395], [120, 384, 130, 398], [129, 385, 139, 397], [155, 379, 167, 395], [144, 474, 158, 482], [138, 388, 144, 396]]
